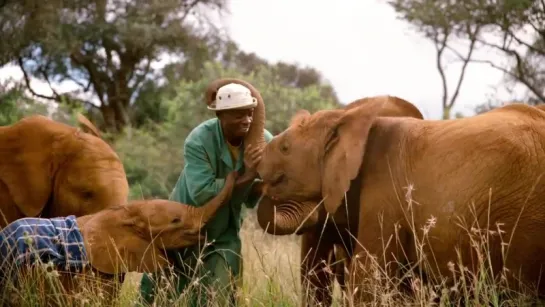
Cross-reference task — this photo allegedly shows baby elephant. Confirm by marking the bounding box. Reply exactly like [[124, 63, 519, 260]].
[[0, 171, 238, 304]]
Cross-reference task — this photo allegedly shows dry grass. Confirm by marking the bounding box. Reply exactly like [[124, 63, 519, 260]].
[[1, 206, 544, 306]]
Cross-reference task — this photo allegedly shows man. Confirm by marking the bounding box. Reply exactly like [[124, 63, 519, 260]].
[[139, 82, 273, 306]]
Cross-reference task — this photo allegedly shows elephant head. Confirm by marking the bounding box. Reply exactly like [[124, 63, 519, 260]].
[[0, 114, 129, 226], [204, 78, 267, 152], [78, 171, 238, 274], [256, 96, 424, 235]]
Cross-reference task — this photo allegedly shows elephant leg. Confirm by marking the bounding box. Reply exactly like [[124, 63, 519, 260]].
[[347, 204, 408, 305], [332, 244, 350, 306], [300, 229, 337, 307]]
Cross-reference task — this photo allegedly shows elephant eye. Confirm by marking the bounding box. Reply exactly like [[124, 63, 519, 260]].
[[81, 190, 94, 199], [171, 217, 181, 224], [280, 142, 289, 154], [271, 174, 285, 187]]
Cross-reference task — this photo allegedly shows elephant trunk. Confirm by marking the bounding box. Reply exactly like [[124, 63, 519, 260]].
[[188, 172, 237, 226], [256, 195, 321, 235], [204, 78, 266, 152]]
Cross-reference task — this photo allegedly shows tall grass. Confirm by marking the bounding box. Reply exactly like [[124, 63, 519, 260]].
[[1, 206, 543, 307]]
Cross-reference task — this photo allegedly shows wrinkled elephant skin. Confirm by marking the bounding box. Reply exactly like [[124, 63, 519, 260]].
[[0, 115, 129, 228], [257, 96, 545, 305], [258, 96, 424, 306]]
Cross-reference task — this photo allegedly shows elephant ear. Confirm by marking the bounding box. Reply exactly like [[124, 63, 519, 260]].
[[2, 155, 53, 218], [0, 116, 56, 218], [290, 109, 311, 127], [321, 98, 387, 214], [76, 113, 102, 138], [80, 208, 169, 275]]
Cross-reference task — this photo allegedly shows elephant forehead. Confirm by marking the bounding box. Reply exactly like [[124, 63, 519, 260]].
[[76, 135, 120, 158], [142, 201, 185, 220]]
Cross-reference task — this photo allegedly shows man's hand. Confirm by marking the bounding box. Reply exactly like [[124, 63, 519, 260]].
[[243, 144, 263, 175], [234, 144, 263, 189]]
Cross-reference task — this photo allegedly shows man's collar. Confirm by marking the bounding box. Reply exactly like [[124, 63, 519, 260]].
[[215, 119, 243, 170]]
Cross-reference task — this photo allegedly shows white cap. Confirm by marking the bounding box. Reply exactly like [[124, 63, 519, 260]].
[[207, 83, 258, 111]]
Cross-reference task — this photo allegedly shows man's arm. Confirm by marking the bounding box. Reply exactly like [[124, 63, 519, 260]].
[[170, 140, 225, 207]]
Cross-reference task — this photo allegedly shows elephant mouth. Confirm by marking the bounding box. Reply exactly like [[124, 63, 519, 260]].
[[267, 194, 282, 201], [166, 234, 205, 250], [266, 191, 317, 206], [257, 193, 326, 236], [182, 230, 206, 244], [262, 183, 306, 204]]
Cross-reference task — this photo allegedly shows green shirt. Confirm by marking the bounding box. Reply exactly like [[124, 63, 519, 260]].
[[169, 117, 274, 243]]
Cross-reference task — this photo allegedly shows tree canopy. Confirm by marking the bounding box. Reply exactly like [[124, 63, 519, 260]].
[[0, 0, 340, 132], [389, 0, 545, 114]]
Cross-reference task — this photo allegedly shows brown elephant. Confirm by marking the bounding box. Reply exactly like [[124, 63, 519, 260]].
[[0, 114, 129, 228], [1, 171, 237, 306], [256, 96, 545, 305], [256, 96, 423, 306]]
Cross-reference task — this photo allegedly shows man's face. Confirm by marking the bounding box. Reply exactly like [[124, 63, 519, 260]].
[[218, 108, 254, 138]]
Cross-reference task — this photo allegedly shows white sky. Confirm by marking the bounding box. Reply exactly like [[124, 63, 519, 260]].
[[0, 0, 528, 120]]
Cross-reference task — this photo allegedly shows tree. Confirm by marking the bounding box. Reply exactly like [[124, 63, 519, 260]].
[[465, 0, 545, 105], [0, 77, 82, 126], [114, 60, 340, 199], [130, 40, 342, 128], [391, 0, 545, 112], [0, 81, 42, 125], [389, 0, 481, 119], [0, 0, 228, 133]]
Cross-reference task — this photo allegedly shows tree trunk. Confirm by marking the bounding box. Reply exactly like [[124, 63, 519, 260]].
[[442, 106, 451, 120], [99, 78, 132, 134], [100, 103, 130, 134]]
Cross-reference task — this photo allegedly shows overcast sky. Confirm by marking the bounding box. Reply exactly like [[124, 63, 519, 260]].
[[0, 0, 525, 119]]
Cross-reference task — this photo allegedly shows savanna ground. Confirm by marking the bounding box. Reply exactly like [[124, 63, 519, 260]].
[[2, 35, 545, 307], [4, 201, 545, 307], [2, 79, 545, 306]]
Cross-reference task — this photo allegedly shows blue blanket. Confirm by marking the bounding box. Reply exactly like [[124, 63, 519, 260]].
[[0, 215, 89, 275]]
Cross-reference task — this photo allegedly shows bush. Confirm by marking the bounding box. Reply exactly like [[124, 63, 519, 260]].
[[114, 61, 339, 199]]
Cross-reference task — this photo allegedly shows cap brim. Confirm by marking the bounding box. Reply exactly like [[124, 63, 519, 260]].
[[207, 101, 258, 111]]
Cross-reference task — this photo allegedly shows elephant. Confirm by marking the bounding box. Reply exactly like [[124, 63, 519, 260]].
[[256, 95, 424, 306], [0, 171, 237, 306], [0, 114, 129, 228], [256, 96, 545, 305]]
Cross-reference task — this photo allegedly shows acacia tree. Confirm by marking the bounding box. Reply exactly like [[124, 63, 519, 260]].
[[114, 60, 341, 199], [130, 40, 342, 128], [391, 0, 545, 113], [464, 0, 545, 106], [0, 0, 227, 132], [389, 0, 481, 119]]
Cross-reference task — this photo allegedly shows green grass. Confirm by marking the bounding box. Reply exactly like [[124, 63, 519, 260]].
[[1, 209, 544, 307]]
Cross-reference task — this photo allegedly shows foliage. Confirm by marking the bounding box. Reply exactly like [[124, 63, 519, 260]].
[[389, 0, 481, 119], [130, 41, 341, 129], [114, 61, 340, 200], [0, 0, 228, 133], [0, 0, 341, 134], [0, 81, 48, 125], [389, 0, 545, 111]]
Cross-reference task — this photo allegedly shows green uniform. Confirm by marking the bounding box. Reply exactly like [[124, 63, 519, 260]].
[[139, 118, 273, 306]]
